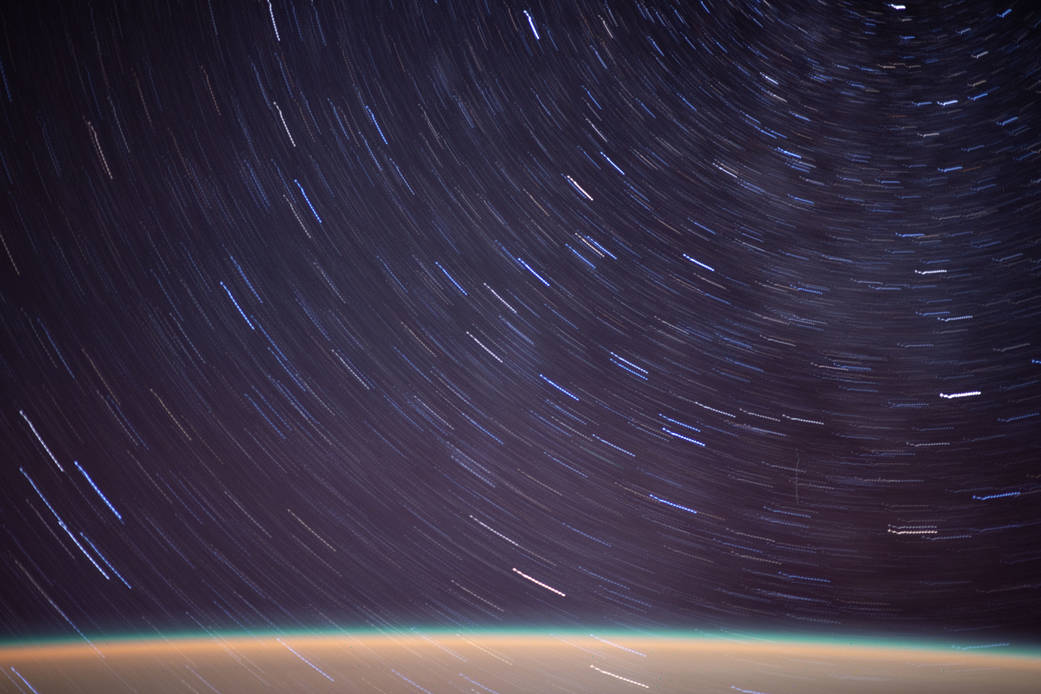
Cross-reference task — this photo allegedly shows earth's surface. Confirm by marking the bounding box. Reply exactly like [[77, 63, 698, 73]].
[[2, 632, 1038, 693]]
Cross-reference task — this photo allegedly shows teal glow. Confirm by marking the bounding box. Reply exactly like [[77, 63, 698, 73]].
[[1, 627, 1038, 660]]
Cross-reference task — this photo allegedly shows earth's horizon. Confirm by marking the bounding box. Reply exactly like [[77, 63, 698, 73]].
[[3, 630, 1039, 693]]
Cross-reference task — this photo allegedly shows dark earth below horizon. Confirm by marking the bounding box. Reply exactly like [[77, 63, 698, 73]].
[[3, 633, 1041, 694]]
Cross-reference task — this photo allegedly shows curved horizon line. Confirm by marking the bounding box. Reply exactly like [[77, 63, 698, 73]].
[[1, 627, 1039, 661]]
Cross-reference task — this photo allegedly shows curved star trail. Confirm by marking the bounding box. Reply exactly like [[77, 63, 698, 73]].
[[1, 0, 1039, 646]]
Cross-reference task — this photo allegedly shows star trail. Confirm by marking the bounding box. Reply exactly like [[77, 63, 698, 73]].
[[1, 0, 1040, 654]]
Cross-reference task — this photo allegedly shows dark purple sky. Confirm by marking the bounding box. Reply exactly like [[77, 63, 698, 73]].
[[1, 0, 1039, 645]]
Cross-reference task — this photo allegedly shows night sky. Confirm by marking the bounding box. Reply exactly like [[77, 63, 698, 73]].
[[2, 0, 1040, 647]]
